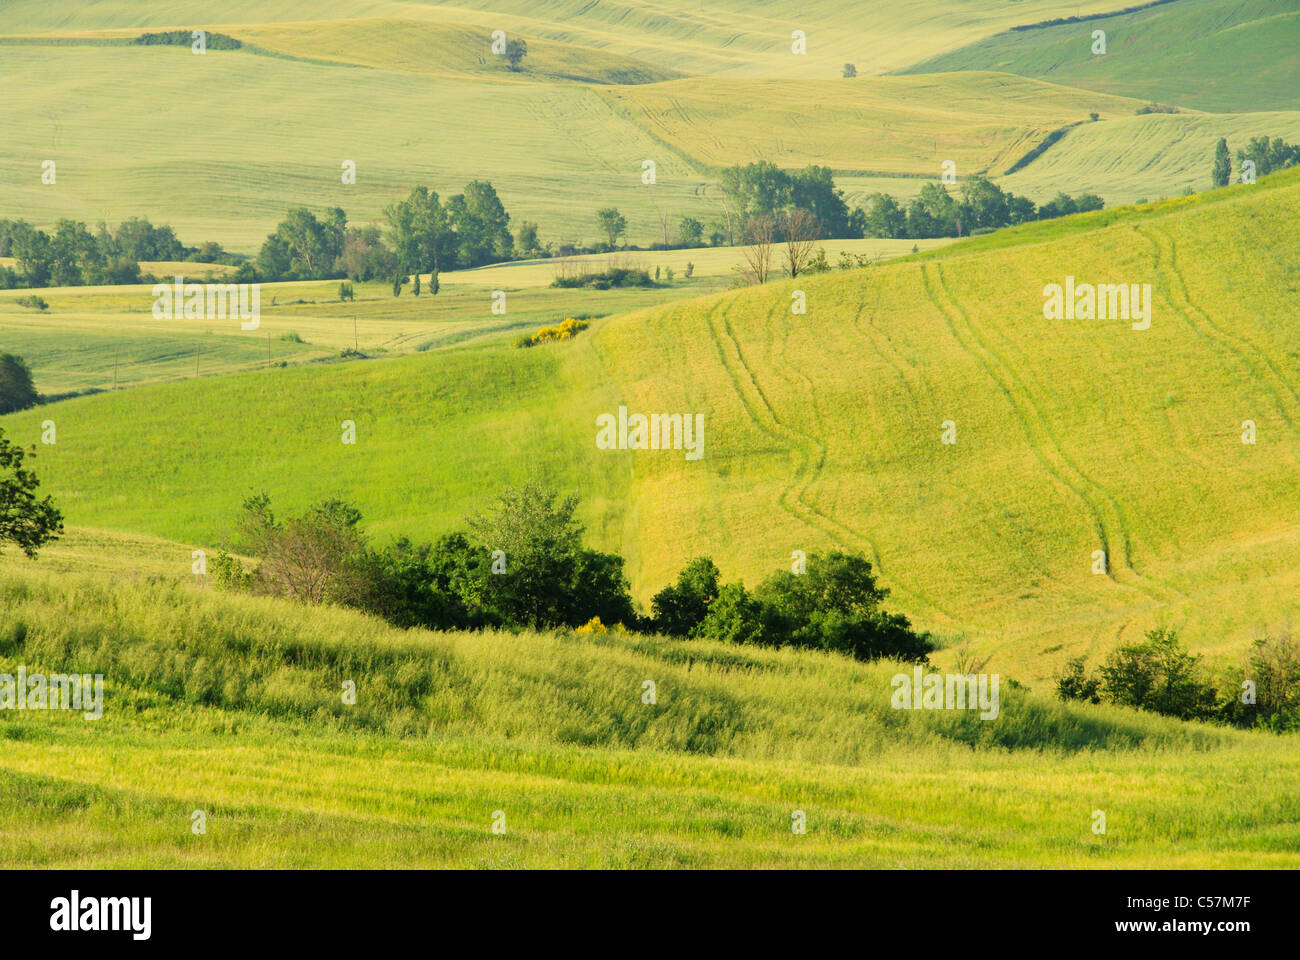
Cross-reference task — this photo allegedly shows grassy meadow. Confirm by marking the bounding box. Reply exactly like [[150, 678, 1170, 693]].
[[2, 0, 1299, 871], [907, 0, 1300, 113], [1, 565, 1296, 868]]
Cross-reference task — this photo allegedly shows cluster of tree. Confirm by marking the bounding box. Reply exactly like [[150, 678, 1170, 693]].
[[0, 217, 237, 289], [0, 354, 39, 415], [214, 483, 933, 664], [1057, 627, 1300, 731], [0, 427, 64, 558], [215, 485, 635, 631], [1212, 135, 1300, 188], [860, 177, 1104, 240], [551, 265, 653, 289], [719, 161, 859, 241], [229, 181, 526, 287], [650, 554, 933, 663], [135, 30, 242, 49]]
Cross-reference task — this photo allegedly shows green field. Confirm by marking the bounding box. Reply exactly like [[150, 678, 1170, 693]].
[[0, 0, 1136, 77], [906, 0, 1300, 113], [0, 238, 946, 395], [999, 110, 1300, 204], [1, 562, 1296, 868], [6, 171, 1300, 684], [3, 0, 1299, 871]]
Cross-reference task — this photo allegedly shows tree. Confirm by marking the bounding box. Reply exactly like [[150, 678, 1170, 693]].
[[515, 220, 541, 256], [505, 38, 527, 71], [0, 427, 64, 558], [862, 194, 905, 238], [595, 207, 627, 248], [842, 63, 857, 78], [739, 214, 775, 284], [1098, 627, 1218, 721], [391, 271, 405, 297], [720, 161, 792, 223], [236, 494, 374, 606], [958, 176, 1009, 231], [448, 180, 513, 266], [413, 271, 421, 296], [1212, 137, 1231, 187], [385, 186, 452, 274], [651, 557, 720, 636], [778, 208, 820, 277], [0, 354, 39, 414], [790, 165, 853, 238], [677, 216, 704, 247]]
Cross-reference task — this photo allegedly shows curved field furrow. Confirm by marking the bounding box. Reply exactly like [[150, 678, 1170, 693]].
[[707, 299, 959, 623], [924, 263, 1172, 605], [1153, 223, 1300, 419]]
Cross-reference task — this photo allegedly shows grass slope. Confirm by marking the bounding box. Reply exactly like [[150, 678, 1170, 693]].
[[0, 45, 709, 252], [0, 566, 1295, 868], [598, 72, 1144, 176], [0, 0, 1138, 77], [905, 0, 1300, 113], [998, 110, 1300, 204], [0, 239, 944, 395], [4, 170, 1299, 681]]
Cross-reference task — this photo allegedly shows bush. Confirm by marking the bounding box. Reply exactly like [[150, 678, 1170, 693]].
[[1098, 628, 1218, 721], [0, 353, 39, 414], [688, 551, 933, 663], [14, 295, 47, 311], [515, 316, 590, 348], [233, 494, 377, 607], [651, 557, 719, 636], [1056, 656, 1101, 704]]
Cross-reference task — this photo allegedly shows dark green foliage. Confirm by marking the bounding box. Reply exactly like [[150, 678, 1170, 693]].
[[750, 552, 931, 662], [1099, 627, 1218, 720], [651, 557, 720, 636], [256, 207, 346, 281], [1056, 657, 1101, 704], [1234, 135, 1300, 178], [551, 266, 652, 289], [1212, 137, 1231, 187], [0, 354, 39, 414], [1061, 628, 1222, 722], [0, 427, 63, 558], [135, 30, 242, 50]]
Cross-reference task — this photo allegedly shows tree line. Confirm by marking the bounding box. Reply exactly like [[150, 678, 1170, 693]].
[[212, 482, 934, 665], [1212, 135, 1300, 187], [0, 218, 238, 290], [1058, 627, 1300, 732]]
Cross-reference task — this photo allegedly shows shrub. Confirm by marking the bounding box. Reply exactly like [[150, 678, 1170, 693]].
[[515, 316, 590, 348], [651, 557, 720, 636], [0, 353, 39, 414], [14, 295, 47, 311], [1098, 627, 1218, 721], [1056, 656, 1101, 704], [234, 494, 377, 607]]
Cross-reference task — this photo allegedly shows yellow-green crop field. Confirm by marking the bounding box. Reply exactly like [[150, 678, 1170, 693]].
[[2, 0, 1299, 872]]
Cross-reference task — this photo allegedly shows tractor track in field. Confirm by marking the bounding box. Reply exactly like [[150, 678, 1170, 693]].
[[923, 263, 1180, 606], [1138, 223, 1300, 429], [849, 277, 932, 410], [704, 298, 960, 624]]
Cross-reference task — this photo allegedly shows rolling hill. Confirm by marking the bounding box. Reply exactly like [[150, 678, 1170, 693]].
[[5, 169, 1298, 682], [905, 0, 1300, 113], [0, 0, 1141, 77]]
